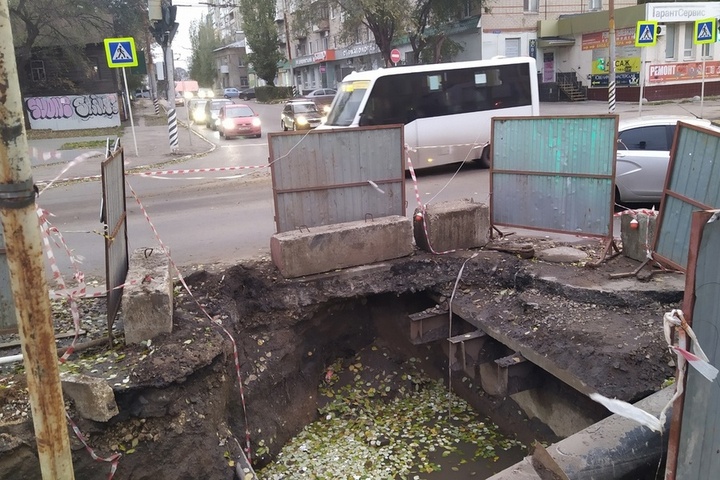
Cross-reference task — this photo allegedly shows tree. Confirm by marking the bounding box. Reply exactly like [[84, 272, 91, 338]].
[[189, 19, 219, 87], [9, 0, 146, 92], [293, 0, 483, 67], [407, 0, 483, 64], [239, 0, 284, 85]]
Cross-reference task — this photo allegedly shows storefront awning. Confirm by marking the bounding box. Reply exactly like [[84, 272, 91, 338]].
[[538, 37, 576, 48]]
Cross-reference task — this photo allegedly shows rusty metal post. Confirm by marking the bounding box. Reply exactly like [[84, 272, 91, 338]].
[[0, 1, 75, 478]]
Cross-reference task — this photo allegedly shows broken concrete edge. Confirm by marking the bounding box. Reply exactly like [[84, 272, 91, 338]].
[[487, 386, 674, 479], [60, 372, 119, 423], [121, 247, 174, 345]]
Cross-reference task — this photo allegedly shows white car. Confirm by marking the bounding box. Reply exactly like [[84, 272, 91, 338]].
[[615, 116, 717, 204]]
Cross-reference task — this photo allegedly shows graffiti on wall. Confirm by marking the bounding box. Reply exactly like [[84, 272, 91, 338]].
[[25, 93, 121, 130]]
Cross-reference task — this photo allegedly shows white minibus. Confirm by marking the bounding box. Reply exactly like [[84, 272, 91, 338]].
[[319, 56, 539, 168]]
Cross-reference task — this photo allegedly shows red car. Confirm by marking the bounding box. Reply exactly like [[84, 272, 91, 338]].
[[218, 104, 262, 139]]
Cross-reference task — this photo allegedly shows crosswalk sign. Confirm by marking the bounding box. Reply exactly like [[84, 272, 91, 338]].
[[104, 37, 138, 68], [635, 21, 658, 47], [694, 18, 717, 44]]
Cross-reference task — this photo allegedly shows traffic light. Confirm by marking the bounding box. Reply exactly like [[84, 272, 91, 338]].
[[150, 5, 178, 46], [596, 58, 606, 72]]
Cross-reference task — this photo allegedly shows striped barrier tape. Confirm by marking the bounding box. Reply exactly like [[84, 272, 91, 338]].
[[137, 165, 266, 177], [37, 208, 88, 362], [66, 411, 121, 479], [37, 150, 105, 195], [37, 208, 123, 476], [126, 178, 253, 460], [29, 146, 64, 162], [406, 155, 454, 256]]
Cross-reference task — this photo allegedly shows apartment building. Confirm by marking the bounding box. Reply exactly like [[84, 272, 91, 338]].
[[208, 1, 719, 101], [279, 4, 486, 92]]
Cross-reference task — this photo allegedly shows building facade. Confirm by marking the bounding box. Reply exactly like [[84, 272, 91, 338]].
[[207, 1, 720, 101], [538, 2, 720, 101], [213, 40, 250, 90]]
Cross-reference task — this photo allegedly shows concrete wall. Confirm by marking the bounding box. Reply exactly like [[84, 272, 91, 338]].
[[25, 93, 121, 131]]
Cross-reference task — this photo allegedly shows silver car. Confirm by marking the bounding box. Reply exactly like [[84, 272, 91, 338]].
[[615, 116, 716, 204]]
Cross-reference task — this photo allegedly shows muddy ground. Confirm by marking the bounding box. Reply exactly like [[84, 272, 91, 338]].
[[0, 237, 683, 479]]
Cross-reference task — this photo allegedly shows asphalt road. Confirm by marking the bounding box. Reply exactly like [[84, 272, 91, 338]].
[[36, 98, 720, 282]]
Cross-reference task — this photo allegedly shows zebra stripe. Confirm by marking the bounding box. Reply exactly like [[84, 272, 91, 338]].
[[167, 108, 179, 149], [608, 81, 616, 113]]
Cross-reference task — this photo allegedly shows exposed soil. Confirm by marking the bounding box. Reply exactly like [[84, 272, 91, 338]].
[[0, 238, 683, 479]]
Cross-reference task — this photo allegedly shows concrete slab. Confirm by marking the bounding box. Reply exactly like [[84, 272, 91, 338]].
[[121, 247, 174, 344], [61, 372, 119, 422], [621, 212, 657, 262], [414, 199, 490, 253], [270, 215, 413, 278]]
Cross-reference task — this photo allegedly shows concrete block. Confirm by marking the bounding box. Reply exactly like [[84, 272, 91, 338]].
[[414, 199, 490, 253], [270, 215, 413, 278], [61, 373, 119, 422], [122, 247, 173, 344], [620, 213, 657, 262]]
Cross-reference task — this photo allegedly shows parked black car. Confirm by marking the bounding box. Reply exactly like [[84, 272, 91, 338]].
[[239, 87, 256, 100]]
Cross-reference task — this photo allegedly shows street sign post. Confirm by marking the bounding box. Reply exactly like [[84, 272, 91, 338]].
[[390, 48, 401, 66], [634, 21, 658, 116], [103, 37, 139, 156], [694, 18, 718, 118]]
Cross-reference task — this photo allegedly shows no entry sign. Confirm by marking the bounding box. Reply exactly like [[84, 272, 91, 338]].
[[390, 49, 401, 65]]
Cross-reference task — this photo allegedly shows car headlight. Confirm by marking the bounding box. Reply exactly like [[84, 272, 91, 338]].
[[222, 119, 235, 130], [252, 118, 261, 127], [296, 115, 308, 125], [211, 112, 218, 119], [194, 111, 206, 122], [323, 104, 331, 113]]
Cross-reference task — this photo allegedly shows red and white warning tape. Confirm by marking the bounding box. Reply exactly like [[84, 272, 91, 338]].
[[126, 178, 254, 459], [406, 154, 454, 255], [37, 151, 104, 195], [29, 146, 64, 162], [37, 207, 123, 477], [137, 165, 267, 177], [66, 411, 121, 479]]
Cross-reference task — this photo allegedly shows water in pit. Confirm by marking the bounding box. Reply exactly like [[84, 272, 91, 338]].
[[257, 347, 527, 479]]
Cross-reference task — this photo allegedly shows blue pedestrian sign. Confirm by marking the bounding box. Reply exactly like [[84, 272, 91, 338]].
[[104, 37, 138, 68], [635, 21, 658, 47], [694, 18, 717, 44]]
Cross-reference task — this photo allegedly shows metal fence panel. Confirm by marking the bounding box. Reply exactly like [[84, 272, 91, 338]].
[[491, 116, 617, 237], [676, 211, 720, 478], [0, 227, 17, 334], [269, 126, 405, 233], [101, 148, 128, 336], [654, 123, 720, 271]]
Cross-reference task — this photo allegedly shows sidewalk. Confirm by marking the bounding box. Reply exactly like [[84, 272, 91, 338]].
[[28, 99, 214, 185]]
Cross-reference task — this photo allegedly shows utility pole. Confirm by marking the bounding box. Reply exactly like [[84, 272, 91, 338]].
[[0, 1, 75, 478], [608, 0, 616, 113], [283, 0, 296, 95], [151, 2, 180, 151]]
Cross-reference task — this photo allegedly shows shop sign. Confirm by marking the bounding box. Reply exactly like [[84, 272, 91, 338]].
[[590, 73, 640, 87], [335, 42, 380, 60], [648, 61, 720, 83], [582, 27, 636, 50], [293, 50, 336, 67], [591, 57, 640, 75], [647, 4, 720, 23]]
